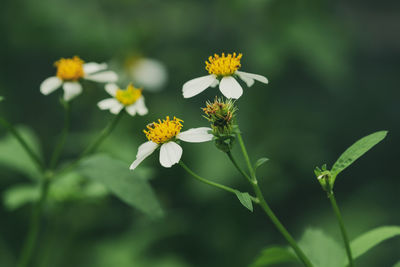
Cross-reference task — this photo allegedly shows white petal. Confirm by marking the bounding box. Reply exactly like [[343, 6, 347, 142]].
[[97, 98, 121, 110], [235, 70, 268, 86], [85, 71, 118, 83], [130, 141, 159, 170], [177, 127, 213, 143], [40, 76, 62, 95], [125, 104, 137, 116], [219, 76, 243, 99], [134, 97, 148, 115], [236, 71, 254, 87], [63, 82, 82, 101], [110, 103, 124, 114], [211, 78, 219, 88], [83, 62, 108, 74], [182, 75, 217, 98], [159, 142, 183, 168], [105, 83, 118, 96]]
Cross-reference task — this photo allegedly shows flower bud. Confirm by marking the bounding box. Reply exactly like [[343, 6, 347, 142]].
[[314, 164, 333, 193], [202, 97, 238, 152]]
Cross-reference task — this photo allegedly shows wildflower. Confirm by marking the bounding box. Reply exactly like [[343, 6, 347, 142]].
[[130, 116, 213, 170], [40, 56, 118, 101], [127, 57, 168, 92], [97, 83, 148, 116], [203, 97, 238, 152], [182, 53, 268, 99]]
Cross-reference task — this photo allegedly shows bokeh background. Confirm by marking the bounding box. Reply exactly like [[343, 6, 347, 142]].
[[0, 0, 399, 266]]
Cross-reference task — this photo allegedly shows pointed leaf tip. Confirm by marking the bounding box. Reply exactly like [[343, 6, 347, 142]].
[[234, 191, 253, 212]]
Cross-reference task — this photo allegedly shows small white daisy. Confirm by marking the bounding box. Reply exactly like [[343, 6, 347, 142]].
[[182, 53, 268, 99], [40, 56, 118, 101], [97, 83, 148, 116], [130, 116, 213, 170]]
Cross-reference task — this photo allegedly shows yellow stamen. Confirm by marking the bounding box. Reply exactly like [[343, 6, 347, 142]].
[[115, 84, 142, 105], [205, 53, 242, 76], [144, 116, 183, 144], [55, 56, 85, 81]]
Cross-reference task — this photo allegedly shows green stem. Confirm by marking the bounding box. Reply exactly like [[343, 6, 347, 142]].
[[234, 131, 313, 267], [226, 151, 252, 182], [56, 111, 124, 175], [236, 131, 256, 182], [17, 175, 51, 267], [328, 192, 354, 267], [0, 117, 45, 172], [49, 102, 71, 170], [179, 161, 258, 203]]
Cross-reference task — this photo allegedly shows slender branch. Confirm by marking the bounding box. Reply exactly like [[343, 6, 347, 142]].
[[236, 130, 256, 182], [179, 161, 258, 203], [0, 117, 45, 172], [17, 175, 51, 267], [49, 101, 71, 170], [226, 151, 252, 182], [234, 131, 313, 267], [328, 192, 354, 267]]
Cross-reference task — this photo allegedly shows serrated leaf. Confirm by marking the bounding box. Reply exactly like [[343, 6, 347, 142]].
[[249, 246, 298, 267], [234, 191, 253, 212], [2, 184, 40, 210], [254, 157, 269, 171], [346, 226, 400, 264], [331, 131, 387, 181], [298, 228, 345, 267], [77, 154, 163, 218], [0, 126, 42, 180]]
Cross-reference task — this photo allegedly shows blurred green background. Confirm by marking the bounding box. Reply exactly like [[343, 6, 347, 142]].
[[0, 0, 399, 266]]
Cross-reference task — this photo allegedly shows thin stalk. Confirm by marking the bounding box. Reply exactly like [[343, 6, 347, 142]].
[[252, 183, 313, 267], [236, 131, 256, 182], [49, 102, 71, 170], [56, 111, 124, 175], [0, 117, 45, 172], [17, 176, 51, 267], [179, 161, 258, 203], [226, 151, 252, 182], [328, 192, 354, 267], [234, 131, 313, 267]]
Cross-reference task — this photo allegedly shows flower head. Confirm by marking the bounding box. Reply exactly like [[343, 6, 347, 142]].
[[203, 98, 238, 152], [98, 83, 148, 116], [183, 52, 268, 99], [130, 116, 213, 170], [144, 116, 183, 144], [40, 56, 118, 101]]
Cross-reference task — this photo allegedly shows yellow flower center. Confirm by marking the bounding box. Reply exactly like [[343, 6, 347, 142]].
[[115, 84, 142, 105], [205, 53, 242, 76], [55, 56, 85, 81], [144, 116, 183, 144]]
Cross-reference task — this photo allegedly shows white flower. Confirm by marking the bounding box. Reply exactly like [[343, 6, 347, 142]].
[[97, 83, 148, 116], [128, 58, 168, 92], [40, 56, 118, 101], [130, 117, 213, 170], [182, 53, 268, 99]]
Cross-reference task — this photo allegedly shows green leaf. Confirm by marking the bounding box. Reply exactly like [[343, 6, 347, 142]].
[[234, 191, 253, 212], [249, 246, 298, 267], [331, 131, 387, 181], [254, 157, 269, 171], [0, 96, 4, 102], [347, 226, 400, 263], [2, 184, 40, 210], [393, 261, 400, 267], [0, 126, 42, 180], [77, 154, 163, 218], [298, 228, 345, 267]]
